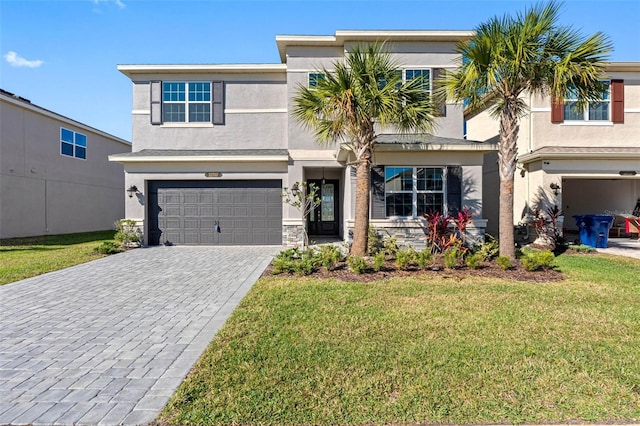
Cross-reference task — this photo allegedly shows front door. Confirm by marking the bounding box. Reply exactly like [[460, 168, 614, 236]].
[[308, 180, 339, 236]]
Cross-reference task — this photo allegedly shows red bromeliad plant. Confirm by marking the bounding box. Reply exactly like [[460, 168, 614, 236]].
[[423, 208, 474, 253]]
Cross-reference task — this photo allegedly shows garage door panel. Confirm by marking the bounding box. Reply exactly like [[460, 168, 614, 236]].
[[218, 193, 232, 204], [149, 180, 282, 246], [234, 206, 249, 217], [217, 206, 232, 216]]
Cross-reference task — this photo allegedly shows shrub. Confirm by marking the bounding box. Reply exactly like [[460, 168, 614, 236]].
[[568, 244, 596, 253], [373, 251, 386, 272], [367, 226, 383, 255], [94, 241, 123, 255], [521, 249, 556, 272], [293, 256, 316, 276], [476, 235, 499, 261], [465, 253, 483, 270], [416, 250, 433, 269], [383, 237, 399, 257], [443, 246, 464, 269], [271, 248, 317, 276], [317, 244, 342, 270], [396, 247, 416, 271], [423, 208, 474, 253], [347, 255, 370, 275], [114, 219, 141, 247], [496, 256, 513, 270]]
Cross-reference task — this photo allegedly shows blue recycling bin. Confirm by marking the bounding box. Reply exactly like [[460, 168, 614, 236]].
[[573, 215, 614, 248]]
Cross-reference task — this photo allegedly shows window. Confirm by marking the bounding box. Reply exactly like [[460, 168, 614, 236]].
[[385, 166, 444, 217], [308, 73, 325, 87], [162, 82, 211, 123], [60, 128, 87, 159], [563, 82, 610, 121], [404, 69, 431, 94]]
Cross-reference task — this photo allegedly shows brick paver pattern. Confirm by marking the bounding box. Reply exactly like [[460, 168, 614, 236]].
[[0, 246, 279, 425]]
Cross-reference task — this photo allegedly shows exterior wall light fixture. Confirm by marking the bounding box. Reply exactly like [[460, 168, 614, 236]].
[[549, 182, 560, 196], [126, 185, 139, 198]]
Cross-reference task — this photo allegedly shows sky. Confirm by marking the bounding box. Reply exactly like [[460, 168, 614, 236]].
[[1, 0, 639, 142]]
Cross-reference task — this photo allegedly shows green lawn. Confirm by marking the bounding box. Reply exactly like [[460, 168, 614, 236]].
[[161, 253, 640, 425], [0, 230, 116, 285]]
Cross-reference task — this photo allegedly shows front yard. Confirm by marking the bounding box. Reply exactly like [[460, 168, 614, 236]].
[[160, 252, 640, 425], [0, 230, 116, 285]]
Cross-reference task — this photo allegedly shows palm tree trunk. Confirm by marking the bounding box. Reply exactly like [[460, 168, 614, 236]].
[[351, 160, 371, 256], [498, 100, 520, 259]]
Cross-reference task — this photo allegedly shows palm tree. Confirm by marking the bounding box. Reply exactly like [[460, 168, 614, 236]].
[[293, 43, 437, 256], [439, 1, 611, 259]]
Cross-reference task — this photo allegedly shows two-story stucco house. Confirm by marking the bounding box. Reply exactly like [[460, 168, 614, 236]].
[[467, 63, 640, 238], [111, 31, 497, 247], [1, 89, 131, 239]]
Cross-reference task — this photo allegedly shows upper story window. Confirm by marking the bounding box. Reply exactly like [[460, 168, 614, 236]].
[[404, 69, 431, 94], [162, 82, 211, 123], [60, 128, 86, 159], [385, 166, 444, 217], [563, 81, 610, 121], [308, 73, 325, 87]]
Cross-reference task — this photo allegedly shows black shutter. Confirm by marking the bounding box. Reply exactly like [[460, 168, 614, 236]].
[[212, 81, 224, 125], [150, 81, 162, 125], [371, 165, 386, 219], [431, 68, 446, 117], [446, 166, 462, 216]]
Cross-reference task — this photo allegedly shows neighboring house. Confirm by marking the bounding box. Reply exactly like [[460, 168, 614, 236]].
[[0, 89, 131, 239], [111, 30, 497, 247], [467, 62, 640, 237]]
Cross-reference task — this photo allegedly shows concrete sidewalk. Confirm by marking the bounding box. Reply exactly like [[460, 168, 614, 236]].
[[0, 246, 279, 425], [596, 237, 640, 259]]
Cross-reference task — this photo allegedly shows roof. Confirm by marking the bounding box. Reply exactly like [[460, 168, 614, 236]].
[[276, 30, 475, 62], [519, 146, 640, 163], [117, 64, 286, 77], [109, 149, 289, 163], [0, 89, 131, 146], [336, 133, 497, 162]]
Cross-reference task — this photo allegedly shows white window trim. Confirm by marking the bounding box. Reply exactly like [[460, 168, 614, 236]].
[[384, 166, 446, 218], [60, 127, 87, 160], [563, 81, 611, 122], [162, 81, 212, 123]]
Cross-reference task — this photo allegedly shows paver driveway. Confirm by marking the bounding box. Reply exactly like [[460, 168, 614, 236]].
[[0, 246, 279, 425]]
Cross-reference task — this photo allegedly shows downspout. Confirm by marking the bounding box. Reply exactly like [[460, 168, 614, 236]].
[[526, 93, 533, 212]]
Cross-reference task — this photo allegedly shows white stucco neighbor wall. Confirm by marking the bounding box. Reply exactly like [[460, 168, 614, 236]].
[[0, 93, 131, 239]]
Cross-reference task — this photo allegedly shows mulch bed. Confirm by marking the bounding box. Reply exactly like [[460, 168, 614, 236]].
[[262, 258, 565, 283]]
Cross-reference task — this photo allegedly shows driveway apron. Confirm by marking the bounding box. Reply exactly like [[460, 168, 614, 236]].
[[0, 246, 279, 425]]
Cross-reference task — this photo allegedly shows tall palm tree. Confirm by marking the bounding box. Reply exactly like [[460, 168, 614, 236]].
[[293, 43, 437, 256], [439, 1, 611, 259]]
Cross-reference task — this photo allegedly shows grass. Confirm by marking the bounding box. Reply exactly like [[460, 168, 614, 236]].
[[161, 252, 640, 425], [0, 230, 117, 285]]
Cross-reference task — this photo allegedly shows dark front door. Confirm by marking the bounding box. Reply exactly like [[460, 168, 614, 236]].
[[308, 180, 339, 236]]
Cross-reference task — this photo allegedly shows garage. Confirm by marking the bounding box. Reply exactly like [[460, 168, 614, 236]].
[[562, 177, 639, 232], [148, 180, 282, 245]]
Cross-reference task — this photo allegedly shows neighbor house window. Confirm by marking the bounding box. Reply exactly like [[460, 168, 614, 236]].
[[162, 82, 211, 123], [60, 128, 86, 159], [563, 81, 610, 121], [404, 69, 431, 94], [308, 73, 325, 87], [385, 166, 444, 217]]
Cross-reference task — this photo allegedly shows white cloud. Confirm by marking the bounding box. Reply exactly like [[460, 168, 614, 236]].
[[93, 0, 126, 9], [4, 51, 44, 68]]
